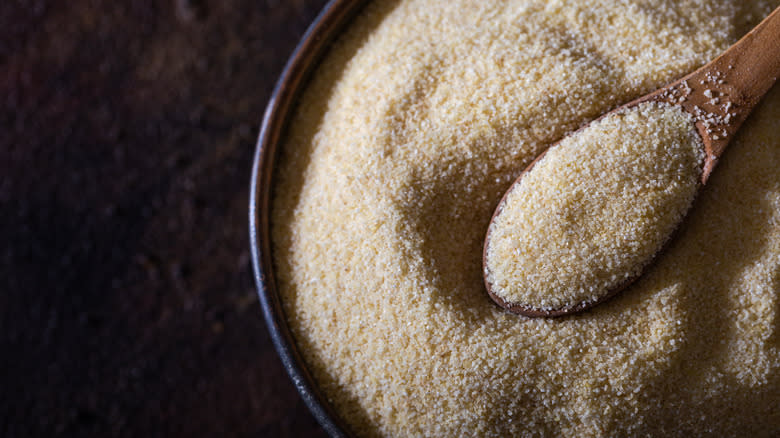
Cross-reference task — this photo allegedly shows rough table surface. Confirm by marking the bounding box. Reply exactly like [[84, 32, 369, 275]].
[[1, 0, 330, 436]]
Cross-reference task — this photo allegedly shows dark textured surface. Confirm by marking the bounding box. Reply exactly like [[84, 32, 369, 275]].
[[1, 0, 330, 436]]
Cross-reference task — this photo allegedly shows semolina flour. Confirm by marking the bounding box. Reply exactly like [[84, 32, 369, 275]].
[[271, 0, 780, 436]]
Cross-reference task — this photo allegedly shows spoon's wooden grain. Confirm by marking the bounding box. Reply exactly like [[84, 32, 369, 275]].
[[484, 7, 780, 318]]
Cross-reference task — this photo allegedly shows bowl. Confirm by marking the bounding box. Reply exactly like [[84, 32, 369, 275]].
[[249, 1, 366, 436]]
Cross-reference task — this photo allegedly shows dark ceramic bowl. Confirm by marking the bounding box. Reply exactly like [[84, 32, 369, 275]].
[[249, 1, 366, 436]]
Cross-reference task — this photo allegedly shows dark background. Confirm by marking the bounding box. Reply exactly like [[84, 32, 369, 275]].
[[2, 0, 330, 436]]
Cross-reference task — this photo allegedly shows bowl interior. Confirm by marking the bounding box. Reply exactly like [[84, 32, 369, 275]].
[[249, 1, 367, 437]]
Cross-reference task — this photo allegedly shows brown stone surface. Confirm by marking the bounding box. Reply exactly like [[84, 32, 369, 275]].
[[1, 0, 330, 436]]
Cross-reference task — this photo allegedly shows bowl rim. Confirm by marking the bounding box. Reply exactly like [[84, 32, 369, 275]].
[[249, 1, 366, 437]]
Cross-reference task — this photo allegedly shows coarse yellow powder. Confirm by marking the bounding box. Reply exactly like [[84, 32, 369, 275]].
[[484, 102, 703, 311], [271, 0, 780, 436]]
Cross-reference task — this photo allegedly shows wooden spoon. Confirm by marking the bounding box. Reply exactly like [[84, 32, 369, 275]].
[[483, 6, 780, 318]]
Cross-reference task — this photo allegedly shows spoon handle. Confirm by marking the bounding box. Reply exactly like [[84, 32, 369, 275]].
[[641, 7, 780, 181], [705, 6, 780, 126]]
